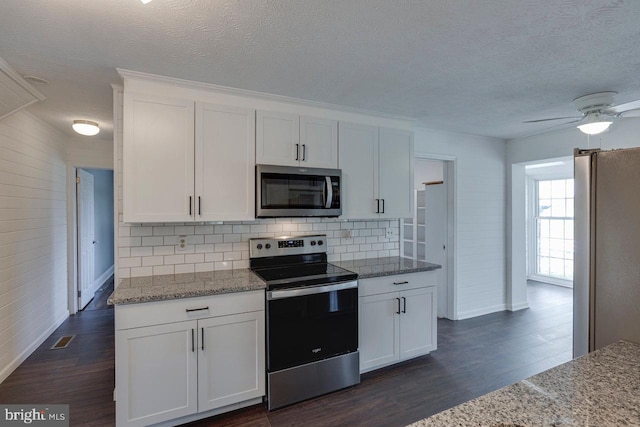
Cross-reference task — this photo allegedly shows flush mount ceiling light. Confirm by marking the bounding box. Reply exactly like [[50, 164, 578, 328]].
[[140, 0, 153, 3], [576, 112, 613, 135], [72, 120, 100, 136]]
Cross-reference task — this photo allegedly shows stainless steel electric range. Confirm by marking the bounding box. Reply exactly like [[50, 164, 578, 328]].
[[249, 234, 360, 410]]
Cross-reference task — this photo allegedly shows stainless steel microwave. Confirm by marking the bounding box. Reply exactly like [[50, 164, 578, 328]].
[[256, 164, 341, 217]]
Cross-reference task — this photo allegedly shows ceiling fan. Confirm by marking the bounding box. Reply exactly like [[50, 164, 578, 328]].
[[524, 92, 640, 135]]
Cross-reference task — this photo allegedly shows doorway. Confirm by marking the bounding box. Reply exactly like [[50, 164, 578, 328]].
[[75, 168, 114, 311], [403, 156, 455, 319]]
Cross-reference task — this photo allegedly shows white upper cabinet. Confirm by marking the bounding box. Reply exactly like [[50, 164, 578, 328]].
[[299, 116, 338, 168], [123, 93, 255, 223], [338, 122, 379, 219], [339, 123, 413, 219], [257, 110, 338, 168], [378, 127, 413, 219], [195, 103, 255, 221], [256, 111, 299, 167], [123, 93, 195, 223]]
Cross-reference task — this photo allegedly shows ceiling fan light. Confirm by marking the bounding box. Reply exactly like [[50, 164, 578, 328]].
[[72, 120, 100, 136], [577, 113, 612, 135]]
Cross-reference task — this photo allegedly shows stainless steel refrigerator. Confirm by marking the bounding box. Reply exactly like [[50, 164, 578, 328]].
[[574, 147, 640, 358]]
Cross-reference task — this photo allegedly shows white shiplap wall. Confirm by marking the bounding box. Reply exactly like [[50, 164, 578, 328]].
[[0, 111, 68, 382], [414, 126, 506, 319]]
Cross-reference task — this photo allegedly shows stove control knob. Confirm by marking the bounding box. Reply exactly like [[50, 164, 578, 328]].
[[318, 240, 324, 246], [310, 240, 316, 246], [265, 243, 271, 249], [256, 244, 263, 250]]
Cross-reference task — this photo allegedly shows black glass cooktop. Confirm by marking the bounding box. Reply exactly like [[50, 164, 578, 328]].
[[252, 262, 358, 290]]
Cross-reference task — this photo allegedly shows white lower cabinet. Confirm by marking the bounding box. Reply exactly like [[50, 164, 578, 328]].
[[359, 272, 437, 373], [115, 291, 265, 427]]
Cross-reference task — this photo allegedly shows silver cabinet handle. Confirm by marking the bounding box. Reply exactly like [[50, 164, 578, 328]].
[[393, 281, 409, 285]]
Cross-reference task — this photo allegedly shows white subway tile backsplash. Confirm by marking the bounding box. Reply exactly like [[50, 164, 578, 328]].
[[118, 216, 400, 280], [153, 265, 174, 275], [131, 247, 153, 257], [175, 264, 195, 274], [141, 236, 163, 246]]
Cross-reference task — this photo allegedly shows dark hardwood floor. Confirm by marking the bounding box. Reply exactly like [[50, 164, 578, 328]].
[[84, 276, 115, 311], [0, 281, 572, 427]]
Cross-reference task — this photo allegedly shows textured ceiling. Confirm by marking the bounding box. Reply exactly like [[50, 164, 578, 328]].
[[1, 0, 640, 141]]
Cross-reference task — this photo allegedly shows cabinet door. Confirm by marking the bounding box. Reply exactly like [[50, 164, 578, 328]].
[[116, 321, 198, 427], [197, 311, 265, 412], [256, 110, 299, 166], [195, 103, 255, 221], [300, 116, 338, 168], [123, 93, 194, 222], [378, 127, 413, 219], [338, 122, 379, 219], [359, 293, 400, 373], [399, 287, 437, 360]]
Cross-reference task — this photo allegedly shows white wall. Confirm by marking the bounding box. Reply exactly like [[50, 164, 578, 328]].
[[414, 159, 444, 189], [506, 118, 640, 312], [86, 168, 114, 283], [414, 127, 506, 319], [0, 111, 69, 383]]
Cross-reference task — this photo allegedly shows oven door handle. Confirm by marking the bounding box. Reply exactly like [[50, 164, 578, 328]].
[[324, 176, 333, 209], [267, 280, 357, 300]]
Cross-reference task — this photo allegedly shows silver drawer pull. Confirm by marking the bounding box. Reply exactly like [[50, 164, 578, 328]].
[[393, 281, 409, 285], [186, 307, 209, 313]]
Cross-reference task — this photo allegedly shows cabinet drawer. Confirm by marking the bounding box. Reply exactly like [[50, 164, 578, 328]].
[[116, 290, 265, 330], [359, 271, 436, 297]]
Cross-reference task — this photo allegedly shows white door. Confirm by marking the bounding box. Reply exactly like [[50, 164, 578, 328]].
[[256, 110, 299, 167], [123, 93, 195, 222], [399, 287, 437, 360], [77, 168, 95, 310], [198, 312, 265, 412], [359, 293, 400, 372], [379, 128, 413, 219], [195, 103, 255, 221], [299, 116, 338, 168], [339, 122, 379, 219], [425, 182, 448, 317], [115, 321, 198, 427]]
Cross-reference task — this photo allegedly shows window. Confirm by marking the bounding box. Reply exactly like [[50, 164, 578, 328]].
[[535, 179, 574, 281]]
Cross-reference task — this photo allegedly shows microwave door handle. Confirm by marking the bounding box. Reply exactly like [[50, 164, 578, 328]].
[[325, 176, 333, 208]]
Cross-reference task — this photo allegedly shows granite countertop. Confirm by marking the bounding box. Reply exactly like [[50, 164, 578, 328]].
[[108, 269, 265, 305], [333, 257, 441, 279], [408, 340, 640, 427]]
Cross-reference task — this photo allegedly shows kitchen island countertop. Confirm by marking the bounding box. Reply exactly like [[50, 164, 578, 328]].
[[333, 256, 441, 279], [407, 340, 640, 427], [107, 269, 265, 305]]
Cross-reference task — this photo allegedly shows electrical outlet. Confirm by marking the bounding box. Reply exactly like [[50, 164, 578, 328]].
[[385, 228, 395, 238], [176, 235, 188, 252]]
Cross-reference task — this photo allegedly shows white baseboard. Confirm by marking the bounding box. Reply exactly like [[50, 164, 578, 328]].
[[457, 304, 507, 320], [508, 301, 530, 311], [0, 310, 69, 384], [95, 265, 114, 289]]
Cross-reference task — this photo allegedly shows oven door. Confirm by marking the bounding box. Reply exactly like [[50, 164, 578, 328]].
[[256, 164, 341, 217], [267, 280, 358, 372]]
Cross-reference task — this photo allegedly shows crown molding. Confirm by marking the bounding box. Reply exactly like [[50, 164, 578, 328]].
[[116, 68, 415, 124]]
